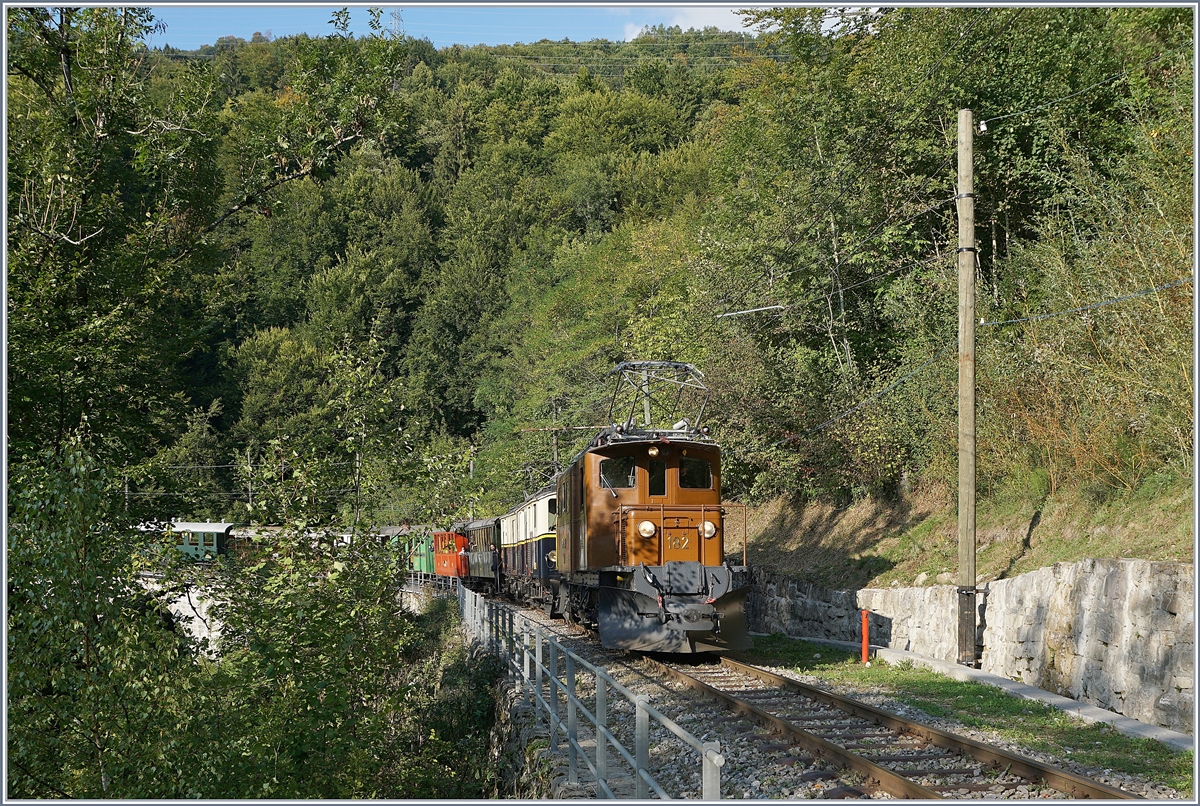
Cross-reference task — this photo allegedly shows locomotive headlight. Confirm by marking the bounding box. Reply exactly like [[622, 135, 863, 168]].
[[637, 520, 657, 538], [700, 520, 718, 538], [647, 446, 660, 457]]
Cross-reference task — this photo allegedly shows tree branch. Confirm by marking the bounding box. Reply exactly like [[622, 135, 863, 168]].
[[199, 132, 363, 236], [8, 758, 75, 799]]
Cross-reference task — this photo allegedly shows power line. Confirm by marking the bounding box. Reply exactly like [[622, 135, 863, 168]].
[[981, 276, 1194, 328], [768, 276, 1194, 445], [979, 41, 1193, 131], [717, 255, 949, 320], [772, 343, 958, 445], [158, 460, 356, 469]]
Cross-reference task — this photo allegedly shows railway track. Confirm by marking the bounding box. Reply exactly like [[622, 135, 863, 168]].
[[651, 657, 1142, 800]]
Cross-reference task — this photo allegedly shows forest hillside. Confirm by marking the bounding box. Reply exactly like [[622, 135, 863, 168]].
[[9, 8, 1192, 529]]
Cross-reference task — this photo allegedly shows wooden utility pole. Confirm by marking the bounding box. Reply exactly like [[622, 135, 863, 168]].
[[956, 109, 978, 667]]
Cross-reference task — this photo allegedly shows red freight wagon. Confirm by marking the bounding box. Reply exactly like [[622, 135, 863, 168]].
[[433, 530, 468, 577]]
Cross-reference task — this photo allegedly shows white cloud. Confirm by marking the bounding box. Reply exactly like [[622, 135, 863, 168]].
[[624, 21, 649, 41], [622, 6, 758, 41], [669, 7, 755, 33]]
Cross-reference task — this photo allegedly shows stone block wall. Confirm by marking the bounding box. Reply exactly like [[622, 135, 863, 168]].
[[981, 559, 1193, 734], [746, 559, 1194, 734]]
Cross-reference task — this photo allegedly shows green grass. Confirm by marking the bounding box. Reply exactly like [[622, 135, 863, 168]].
[[739, 634, 1193, 797]]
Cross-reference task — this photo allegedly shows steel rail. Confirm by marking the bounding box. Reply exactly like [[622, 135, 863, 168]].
[[722, 658, 1141, 800], [648, 659, 943, 799]]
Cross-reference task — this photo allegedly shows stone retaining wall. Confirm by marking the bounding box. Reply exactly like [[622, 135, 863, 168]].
[[746, 559, 1194, 734]]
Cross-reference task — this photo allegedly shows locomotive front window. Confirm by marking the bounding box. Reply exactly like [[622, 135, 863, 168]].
[[649, 460, 666, 496], [599, 456, 637, 489], [679, 457, 713, 489]]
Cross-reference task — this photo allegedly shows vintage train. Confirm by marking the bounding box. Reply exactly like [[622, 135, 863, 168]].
[[164, 363, 749, 654], [432, 362, 751, 654]]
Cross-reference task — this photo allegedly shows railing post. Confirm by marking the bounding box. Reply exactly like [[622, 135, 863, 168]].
[[522, 620, 531, 707], [506, 608, 513, 660], [548, 641, 559, 751], [535, 630, 544, 720], [509, 609, 516, 661], [635, 695, 650, 799], [701, 741, 723, 800], [489, 601, 496, 652], [596, 674, 608, 792], [566, 653, 578, 784]]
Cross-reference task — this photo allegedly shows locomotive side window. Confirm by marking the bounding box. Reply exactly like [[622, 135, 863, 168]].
[[599, 456, 637, 489], [649, 460, 666, 496], [679, 457, 713, 489]]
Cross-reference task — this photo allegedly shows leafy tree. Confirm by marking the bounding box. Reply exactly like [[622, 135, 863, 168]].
[[8, 432, 203, 798], [7, 8, 221, 466]]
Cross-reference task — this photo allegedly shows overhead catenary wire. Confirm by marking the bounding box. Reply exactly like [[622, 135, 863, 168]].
[[160, 462, 355, 469], [717, 254, 949, 320], [772, 343, 958, 446]]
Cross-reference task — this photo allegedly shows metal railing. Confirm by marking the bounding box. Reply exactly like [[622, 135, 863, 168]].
[[459, 584, 725, 799], [404, 571, 457, 597]]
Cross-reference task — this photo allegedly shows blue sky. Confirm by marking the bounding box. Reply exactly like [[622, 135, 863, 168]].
[[146, 5, 764, 51]]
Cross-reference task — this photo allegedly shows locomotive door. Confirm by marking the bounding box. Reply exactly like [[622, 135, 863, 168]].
[[647, 457, 675, 565], [656, 458, 694, 565]]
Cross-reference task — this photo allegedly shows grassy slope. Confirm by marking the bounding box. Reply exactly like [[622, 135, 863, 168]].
[[738, 471, 1193, 591]]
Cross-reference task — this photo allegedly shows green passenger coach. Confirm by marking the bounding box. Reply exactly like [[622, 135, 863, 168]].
[[170, 521, 237, 560]]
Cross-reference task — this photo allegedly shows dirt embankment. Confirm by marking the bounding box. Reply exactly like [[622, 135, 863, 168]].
[[736, 476, 1193, 590]]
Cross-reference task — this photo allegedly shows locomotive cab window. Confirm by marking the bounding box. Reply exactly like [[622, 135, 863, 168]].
[[599, 456, 637, 489], [679, 457, 713, 489], [649, 460, 667, 496]]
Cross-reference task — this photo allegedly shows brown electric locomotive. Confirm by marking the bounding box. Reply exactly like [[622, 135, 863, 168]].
[[552, 362, 751, 653]]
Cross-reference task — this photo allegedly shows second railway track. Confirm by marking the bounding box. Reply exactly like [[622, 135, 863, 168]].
[[651, 657, 1142, 800]]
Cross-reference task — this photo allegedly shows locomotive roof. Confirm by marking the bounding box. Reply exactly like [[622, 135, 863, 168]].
[[558, 424, 718, 470]]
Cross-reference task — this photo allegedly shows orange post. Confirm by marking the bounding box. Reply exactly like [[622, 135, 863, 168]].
[[861, 609, 870, 664]]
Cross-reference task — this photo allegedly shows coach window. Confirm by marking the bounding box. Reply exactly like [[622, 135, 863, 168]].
[[649, 460, 667, 496], [188, 532, 200, 546], [203, 532, 215, 547], [599, 456, 637, 490], [679, 457, 713, 489]]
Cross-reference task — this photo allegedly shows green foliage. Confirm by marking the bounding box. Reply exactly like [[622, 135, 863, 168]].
[[8, 433, 201, 798], [7, 8, 220, 466]]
